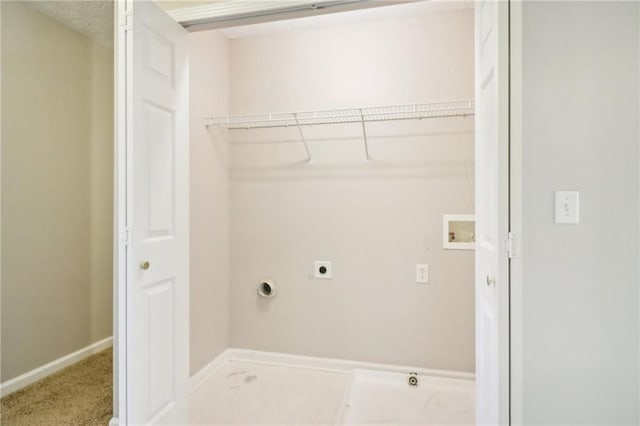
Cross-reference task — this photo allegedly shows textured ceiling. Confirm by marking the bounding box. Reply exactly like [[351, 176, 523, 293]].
[[27, 0, 114, 47]]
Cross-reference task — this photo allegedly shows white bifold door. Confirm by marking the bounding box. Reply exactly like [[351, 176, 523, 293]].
[[117, 1, 189, 424], [475, 0, 510, 425]]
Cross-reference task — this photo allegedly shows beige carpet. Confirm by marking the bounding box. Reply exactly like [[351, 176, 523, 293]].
[[1, 349, 113, 426]]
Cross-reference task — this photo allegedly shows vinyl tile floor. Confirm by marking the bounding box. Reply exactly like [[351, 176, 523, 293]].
[[187, 361, 474, 426], [337, 370, 474, 425]]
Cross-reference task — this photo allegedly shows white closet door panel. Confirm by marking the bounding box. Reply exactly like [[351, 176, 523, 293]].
[[124, 1, 189, 424], [475, 0, 510, 424]]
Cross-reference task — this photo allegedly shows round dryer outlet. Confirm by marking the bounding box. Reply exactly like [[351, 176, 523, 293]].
[[257, 279, 277, 298]]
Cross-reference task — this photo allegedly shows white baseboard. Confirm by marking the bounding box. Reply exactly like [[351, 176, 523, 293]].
[[188, 347, 474, 392], [0, 336, 113, 398], [108, 417, 119, 426], [189, 348, 233, 393], [228, 349, 475, 381]]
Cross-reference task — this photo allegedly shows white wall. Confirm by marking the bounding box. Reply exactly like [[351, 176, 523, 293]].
[[518, 2, 639, 423], [227, 9, 476, 372], [0, 1, 113, 382], [188, 30, 231, 375]]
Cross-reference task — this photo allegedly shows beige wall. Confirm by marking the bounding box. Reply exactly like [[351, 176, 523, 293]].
[[90, 41, 115, 343], [188, 30, 230, 375], [227, 9, 475, 372], [1, 2, 113, 382]]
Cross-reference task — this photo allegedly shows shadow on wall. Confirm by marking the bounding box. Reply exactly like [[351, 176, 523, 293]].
[[222, 118, 475, 182]]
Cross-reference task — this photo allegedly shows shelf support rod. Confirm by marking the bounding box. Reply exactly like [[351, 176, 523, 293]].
[[293, 113, 312, 162], [359, 108, 370, 161]]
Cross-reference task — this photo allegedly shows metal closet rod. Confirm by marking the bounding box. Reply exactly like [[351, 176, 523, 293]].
[[204, 100, 475, 163]]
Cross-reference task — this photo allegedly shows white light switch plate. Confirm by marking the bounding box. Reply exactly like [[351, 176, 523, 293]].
[[416, 264, 429, 284], [555, 191, 579, 224]]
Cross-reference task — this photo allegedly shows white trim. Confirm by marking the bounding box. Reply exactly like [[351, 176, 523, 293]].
[[114, 0, 131, 423], [509, 0, 524, 424], [189, 349, 233, 393], [166, 0, 420, 32], [227, 349, 475, 381], [167, 0, 322, 23], [637, 2, 640, 422], [0, 9, 3, 403], [494, 3, 512, 424], [474, 1, 511, 423], [0, 337, 113, 398], [188, 348, 474, 397], [108, 417, 119, 426]]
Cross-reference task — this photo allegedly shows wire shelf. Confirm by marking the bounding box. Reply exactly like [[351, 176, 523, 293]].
[[205, 100, 474, 162], [204, 100, 474, 130]]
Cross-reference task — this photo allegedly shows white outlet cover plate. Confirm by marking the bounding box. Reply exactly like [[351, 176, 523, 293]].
[[416, 264, 429, 284], [314, 261, 332, 279]]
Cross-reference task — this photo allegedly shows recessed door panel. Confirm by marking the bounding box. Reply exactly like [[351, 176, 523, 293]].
[[145, 279, 175, 417], [143, 101, 175, 237], [143, 25, 175, 86]]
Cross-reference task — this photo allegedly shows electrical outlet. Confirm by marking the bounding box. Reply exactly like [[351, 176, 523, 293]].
[[416, 264, 429, 284], [314, 261, 332, 279]]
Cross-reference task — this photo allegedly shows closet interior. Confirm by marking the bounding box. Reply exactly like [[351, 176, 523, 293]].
[[186, 1, 476, 424]]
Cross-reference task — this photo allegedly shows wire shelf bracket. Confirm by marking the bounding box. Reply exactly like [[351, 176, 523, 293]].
[[293, 112, 312, 162], [359, 108, 370, 161]]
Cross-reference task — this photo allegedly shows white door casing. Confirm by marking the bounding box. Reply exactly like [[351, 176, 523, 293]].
[[117, 1, 189, 424], [112, 1, 508, 424], [475, 0, 510, 425]]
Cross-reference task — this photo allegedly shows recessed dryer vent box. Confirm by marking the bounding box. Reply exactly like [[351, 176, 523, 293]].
[[443, 215, 475, 250]]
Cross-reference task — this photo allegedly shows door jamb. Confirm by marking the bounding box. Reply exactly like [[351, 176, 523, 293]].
[[109, 3, 522, 425], [508, 0, 524, 424], [113, 0, 132, 424]]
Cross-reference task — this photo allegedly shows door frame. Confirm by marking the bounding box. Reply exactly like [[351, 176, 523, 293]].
[[113, 0, 131, 424], [508, 0, 524, 424], [488, 0, 518, 426], [110, 2, 518, 424], [474, 0, 512, 423]]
